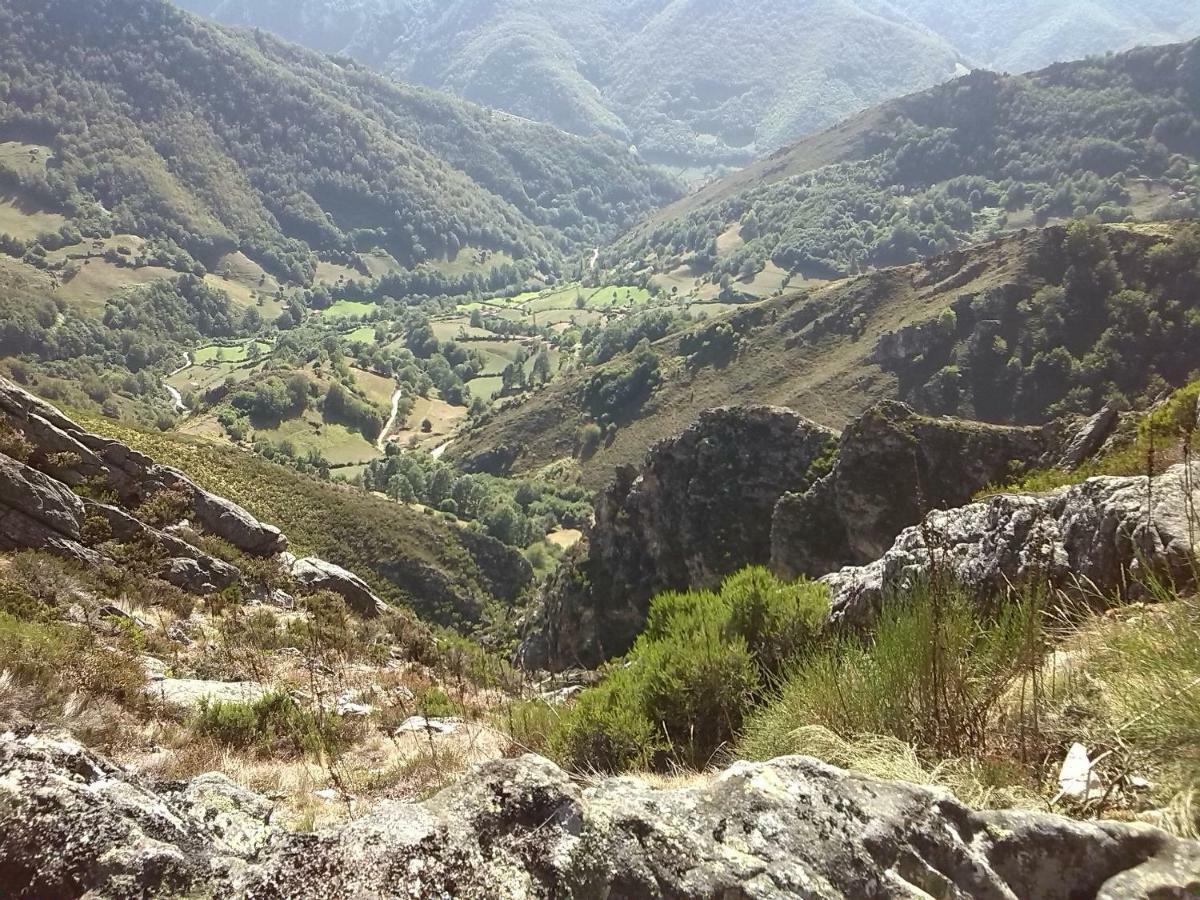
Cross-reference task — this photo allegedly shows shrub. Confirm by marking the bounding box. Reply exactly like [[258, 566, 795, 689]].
[[286, 591, 354, 658], [0, 583, 53, 623], [195, 691, 356, 759], [136, 487, 193, 528], [0, 612, 146, 710], [414, 685, 458, 718], [576, 422, 603, 458], [220, 608, 283, 651], [550, 669, 661, 773], [0, 421, 33, 462], [498, 699, 560, 756], [551, 568, 827, 773]]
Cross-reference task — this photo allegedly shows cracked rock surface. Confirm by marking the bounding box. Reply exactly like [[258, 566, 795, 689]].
[[2, 730, 1197, 899]]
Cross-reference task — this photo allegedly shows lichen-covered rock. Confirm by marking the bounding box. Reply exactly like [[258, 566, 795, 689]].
[[772, 401, 1054, 579], [3, 732, 1197, 898], [0, 730, 238, 899], [0, 452, 100, 565], [0, 377, 286, 557], [145, 677, 269, 709], [157, 557, 240, 594], [159, 773, 277, 858], [285, 554, 388, 617], [517, 406, 837, 670], [822, 463, 1200, 629]]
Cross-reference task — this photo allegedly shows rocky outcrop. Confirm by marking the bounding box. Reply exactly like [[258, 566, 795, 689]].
[[3, 730, 1198, 899], [517, 401, 1060, 672], [285, 554, 387, 617], [823, 463, 1200, 629], [1058, 401, 1121, 469], [87, 501, 241, 592], [0, 450, 240, 593], [188, 485, 287, 557], [0, 730, 253, 897], [0, 377, 285, 557], [772, 401, 1054, 579], [0, 452, 101, 565], [517, 406, 838, 670]]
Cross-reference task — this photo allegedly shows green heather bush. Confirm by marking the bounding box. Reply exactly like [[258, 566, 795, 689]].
[[551, 568, 827, 773], [414, 685, 458, 718], [0, 611, 146, 711], [195, 691, 358, 759], [497, 699, 561, 756], [550, 669, 662, 773]]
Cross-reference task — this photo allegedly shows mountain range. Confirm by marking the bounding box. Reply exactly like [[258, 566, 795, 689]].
[[174, 0, 1200, 167], [0, 0, 677, 284]]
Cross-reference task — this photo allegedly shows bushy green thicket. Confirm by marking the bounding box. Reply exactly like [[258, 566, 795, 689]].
[[883, 222, 1200, 423], [195, 691, 360, 759], [550, 568, 827, 772], [582, 342, 662, 425]]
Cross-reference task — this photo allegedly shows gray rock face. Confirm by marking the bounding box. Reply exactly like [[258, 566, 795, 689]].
[[2, 731, 1197, 899], [190, 484, 287, 557], [772, 400, 1054, 579], [146, 677, 269, 709], [517, 406, 838, 671], [159, 773, 278, 858], [0, 452, 100, 564], [0, 377, 286, 557], [0, 730, 240, 898], [0, 461, 239, 593], [1058, 401, 1121, 468], [822, 463, 1200, 629], [286, 554, 387, 617], [157, 557, 240, 593], [87, 501, 241, 593]]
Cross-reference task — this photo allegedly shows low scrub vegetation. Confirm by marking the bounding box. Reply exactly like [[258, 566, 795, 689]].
[[538, 560, 1200, 836], [550, 568, 827, 772], [195, 691, 362, 761]]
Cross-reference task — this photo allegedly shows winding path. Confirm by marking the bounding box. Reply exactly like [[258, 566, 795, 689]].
[[377, 388, 404, 452], [164, 353, 190, 414]]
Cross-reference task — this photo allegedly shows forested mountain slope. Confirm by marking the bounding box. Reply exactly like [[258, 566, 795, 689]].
[[0, 0, 676, 285], [451, 221, 1200, 490], [175, 0, 1199, 168], [175, 0, 966, 167], [897, 0, 1200, 73], [607, 38, 1200, 290]]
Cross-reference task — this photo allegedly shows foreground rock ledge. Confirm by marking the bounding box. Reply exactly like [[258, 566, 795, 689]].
[[2, 732, 1197, 898]]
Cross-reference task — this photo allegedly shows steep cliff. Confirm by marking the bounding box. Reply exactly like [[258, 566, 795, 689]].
[[519, 401, 1060, 671], [516, 407, 838, 670], [771, 401, 1057, 578]]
